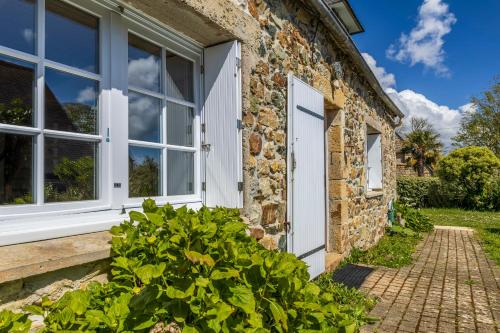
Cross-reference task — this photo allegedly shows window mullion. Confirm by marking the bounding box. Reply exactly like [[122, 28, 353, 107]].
[[35, 0, 46, 205], [161, 47, 168, 196]]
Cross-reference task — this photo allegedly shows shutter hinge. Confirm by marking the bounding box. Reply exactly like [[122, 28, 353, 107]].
[[237, 119, 243, 130], [200, 65, 205, 74], [202, 182, 206, 191], [238, 181, 243, 192], [291, 152, 297, 171], [201, 123, 206, 133], [236, 57, 241, 69]]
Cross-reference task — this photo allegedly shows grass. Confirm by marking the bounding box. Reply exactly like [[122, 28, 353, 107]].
[[420, 208, 500, 265], [314, 274, 377, 311], [344, 231, 422, 269]]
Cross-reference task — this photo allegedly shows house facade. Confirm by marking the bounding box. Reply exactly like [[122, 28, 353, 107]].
[[0, 0, 403, 308]]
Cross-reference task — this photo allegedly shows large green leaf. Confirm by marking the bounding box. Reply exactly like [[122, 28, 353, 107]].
[[227, 285, 255, 314]]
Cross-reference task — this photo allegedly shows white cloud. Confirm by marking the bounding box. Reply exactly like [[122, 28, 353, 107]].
[[76, 86, 96, 104], [362, 53, 396, 90], [364, 52, 464, 151], [128, 56, 160, 91], [22, 28, 34, 44], [386, 0, 456, 76], [129, 93, 160, 141]]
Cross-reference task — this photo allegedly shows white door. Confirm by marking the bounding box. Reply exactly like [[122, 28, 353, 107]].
[[203, 41, 243, 208], [287, 75, 326, 279]]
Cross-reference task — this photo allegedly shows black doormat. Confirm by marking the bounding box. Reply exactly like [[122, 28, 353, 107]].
[[332, 264, 374, 289]]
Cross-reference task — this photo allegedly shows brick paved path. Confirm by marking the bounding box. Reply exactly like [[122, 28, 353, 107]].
[[359, 227, 500, 333]]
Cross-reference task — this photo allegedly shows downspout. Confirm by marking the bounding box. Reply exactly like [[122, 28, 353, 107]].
[[307, 0, 405, 121]]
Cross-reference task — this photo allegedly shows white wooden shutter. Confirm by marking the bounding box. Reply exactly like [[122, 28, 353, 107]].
[[203, 41, 242, 208], [367, 133, 383, 189]]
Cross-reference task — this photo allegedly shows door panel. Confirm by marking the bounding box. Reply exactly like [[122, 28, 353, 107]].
[[287, 75, 326, 279]]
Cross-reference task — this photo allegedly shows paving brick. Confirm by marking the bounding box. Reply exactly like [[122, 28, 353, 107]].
[[358, 228, 499, 333]]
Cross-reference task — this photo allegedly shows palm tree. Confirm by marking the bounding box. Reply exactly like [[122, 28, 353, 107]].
[[400, 117, 443, 176]]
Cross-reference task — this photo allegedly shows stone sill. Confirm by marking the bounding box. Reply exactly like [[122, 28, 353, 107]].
[[0, 232, 112, 284], [365, 190, 384, 198]]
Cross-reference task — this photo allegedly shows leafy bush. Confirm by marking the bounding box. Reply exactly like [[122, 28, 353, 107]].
[[20, 200, 371, 332], [0, 309, 31, 333], [436, 146, 500, 210], [395, 203, 434, 233], [396, 176, 440, 207]]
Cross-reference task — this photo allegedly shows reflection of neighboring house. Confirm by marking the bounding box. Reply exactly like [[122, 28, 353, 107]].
[[396, 132, 432, 177]]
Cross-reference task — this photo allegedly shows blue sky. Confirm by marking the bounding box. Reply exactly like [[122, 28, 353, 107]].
[[350, 0, 500, 150]]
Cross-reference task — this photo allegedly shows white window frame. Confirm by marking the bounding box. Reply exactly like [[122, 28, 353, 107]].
[[0, 0, 204, 224], [365, 126, 383, 192]]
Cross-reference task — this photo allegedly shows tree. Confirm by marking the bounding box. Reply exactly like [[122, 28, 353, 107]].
[[401, 117, 443, 177], [436, 146, 500, 210], [453, 77, 500, 155]]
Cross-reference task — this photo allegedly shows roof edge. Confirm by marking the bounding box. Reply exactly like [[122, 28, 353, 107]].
[[308, 0, 405, 119]]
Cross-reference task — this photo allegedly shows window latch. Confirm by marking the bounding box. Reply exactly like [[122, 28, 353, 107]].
[[201, 143, 211, 152]]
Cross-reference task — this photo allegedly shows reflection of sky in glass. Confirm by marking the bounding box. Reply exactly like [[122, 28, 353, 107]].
[[46, 0, 99, 73], [129, 146, 161, 165], [128, 34, 161, 92], [128, 92, 161, 143], [45, 68, 98, 134], [0, 0, 36, 54]]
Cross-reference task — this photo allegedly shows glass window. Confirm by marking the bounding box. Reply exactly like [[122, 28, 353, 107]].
[[0, 0, 36, 54], [129, 146, 161, 198], [167, 102, 193, 147], [0, 133, 33, 205], [45, 68, 98, 134], [128, 34, 161, 92], [0, 55, 35, 127], [128, 92, 161, 143], [44, 138, 97, 202], [167, 150, 194, 196], [45, 0, 99, 73], [165, 51, 193, 102]]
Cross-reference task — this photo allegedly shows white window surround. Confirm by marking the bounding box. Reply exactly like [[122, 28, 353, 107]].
[[0, 0, 206, 244], [366, 126, 383, 193]]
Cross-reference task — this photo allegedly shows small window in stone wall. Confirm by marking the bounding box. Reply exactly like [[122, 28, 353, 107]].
[[366, 126, 383, 191]]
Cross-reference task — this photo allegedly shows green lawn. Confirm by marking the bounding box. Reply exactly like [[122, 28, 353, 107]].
[[421, 208, 500, 265]]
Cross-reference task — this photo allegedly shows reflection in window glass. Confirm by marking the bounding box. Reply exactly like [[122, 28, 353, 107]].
[[46, 0, 99, 73], [128, 34, 161, 92], [165, 51, 193, 102], [44, 138, 97, 202], [0, 55, 35, 127], [45, 68, 98, 134], [167, 102, 193, 147], [129, 146, 161, 197], [167, 150, 194, 196], [0, 0, 36, 54], [0, 133, 33, 205], [128, 92, 161, 143]]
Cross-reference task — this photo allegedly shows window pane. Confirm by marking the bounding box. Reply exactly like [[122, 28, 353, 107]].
[[128, 34, 161, 92], [167, 150, 194, 196], [167, 102, 193, 146], [129, 92, 161, 143], [44, 138, 97, 202], [129, 146, 161, 198], [46, 0, 99, 73], [0, 55, 35, 126], [0, 0, 36, 54], [165, 51, 193, 102], [45, 68, 98, 134], [0, 133, 33, 205]]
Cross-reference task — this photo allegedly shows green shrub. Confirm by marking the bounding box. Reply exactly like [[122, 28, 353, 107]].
[[395, 203, 434, 233], [21, 200, 372, 332], [436, 146, 500, 210], [0, 309, 31, 333], [396, 176, 440, 207]]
